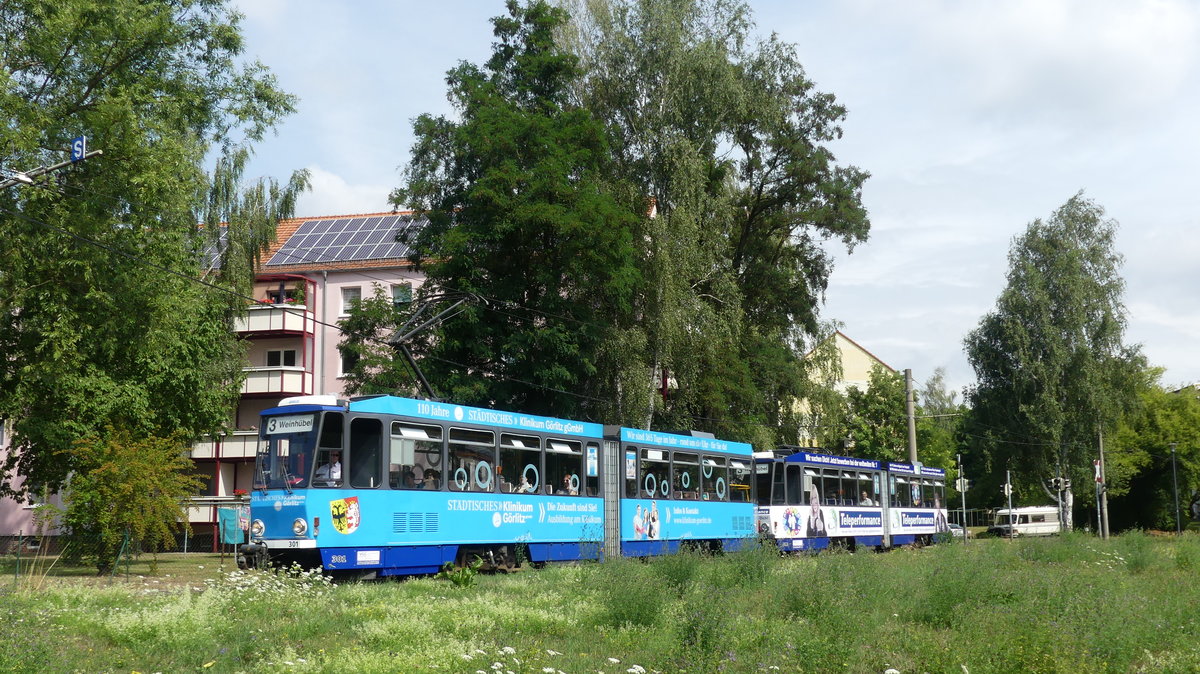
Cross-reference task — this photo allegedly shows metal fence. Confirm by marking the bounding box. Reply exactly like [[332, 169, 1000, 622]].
[[948, 508, 993, 529]]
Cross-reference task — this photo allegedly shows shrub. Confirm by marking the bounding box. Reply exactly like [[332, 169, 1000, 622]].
[[1118, 529, 1157, 574], [437, 557, 483, 588], [595, 558, 666, 627]]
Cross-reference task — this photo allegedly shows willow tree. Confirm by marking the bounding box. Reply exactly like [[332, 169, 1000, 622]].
[[0, 0, 307, 495], [562, 0, 870, 444], [963, 194, 1148, 514]]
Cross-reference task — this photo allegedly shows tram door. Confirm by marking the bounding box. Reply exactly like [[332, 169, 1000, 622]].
[[601, 437, 621, 560]]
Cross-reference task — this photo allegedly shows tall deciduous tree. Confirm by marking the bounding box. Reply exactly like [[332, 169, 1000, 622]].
[[0, 0, 306, 495], [392, 0, 640, 421], [963, 194, 1148, 511], [562, 0, 870, 441]]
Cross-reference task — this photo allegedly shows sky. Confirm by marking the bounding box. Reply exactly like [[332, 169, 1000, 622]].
[[233, 0, 1200, 397]]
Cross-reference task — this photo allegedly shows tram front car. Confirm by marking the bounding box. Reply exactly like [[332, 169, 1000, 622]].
[[240, 395, 345, 570]]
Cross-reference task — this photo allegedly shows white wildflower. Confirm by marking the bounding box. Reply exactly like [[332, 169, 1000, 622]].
[[500, 646, 516, 655], [627, 666, 646, 674], [462, 654, 474, 660], [543, 669, 557, 673], [546, 650, 562, 656], [608, 658, 621, 664]]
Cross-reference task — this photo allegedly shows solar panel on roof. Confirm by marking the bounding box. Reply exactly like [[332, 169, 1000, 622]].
[[266, 215, 427, 266]]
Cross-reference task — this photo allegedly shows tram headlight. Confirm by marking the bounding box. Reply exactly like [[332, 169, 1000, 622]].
[[251, 519, 265, 538], [292, 518, 308, 537]]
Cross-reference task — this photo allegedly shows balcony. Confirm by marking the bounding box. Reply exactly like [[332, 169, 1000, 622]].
[[241, 366, 313, 397], [235, 304, 315, 337], [192, 429, 260, 460]]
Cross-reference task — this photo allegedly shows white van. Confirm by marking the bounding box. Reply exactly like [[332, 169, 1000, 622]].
[[988, 506, 1061, 537]]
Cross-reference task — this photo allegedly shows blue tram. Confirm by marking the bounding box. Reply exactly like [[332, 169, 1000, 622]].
[[753, 448, 948, 551], [242, 394, 757, 576]]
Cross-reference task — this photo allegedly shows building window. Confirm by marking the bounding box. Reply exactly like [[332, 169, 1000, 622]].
[[341, 286, 362, 315], [266, 350, 297, 367], [340, 351, 360, 377], [391, 283, 412, 308]]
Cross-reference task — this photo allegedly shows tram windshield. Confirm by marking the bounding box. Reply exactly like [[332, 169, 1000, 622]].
[[255, 412, 321, 490]]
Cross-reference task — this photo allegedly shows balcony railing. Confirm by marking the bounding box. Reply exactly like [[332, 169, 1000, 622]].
[[241, 366, 313, 396], [191, 429, 260, 460], [184, 495, 248, 524], [235, 304, 315, 335]]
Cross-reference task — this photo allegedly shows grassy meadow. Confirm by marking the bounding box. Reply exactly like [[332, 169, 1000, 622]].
[[3, 532, 1200, 673]]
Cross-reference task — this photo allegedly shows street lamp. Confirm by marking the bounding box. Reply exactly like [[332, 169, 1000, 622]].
[[1171, 443, 1180, 535]]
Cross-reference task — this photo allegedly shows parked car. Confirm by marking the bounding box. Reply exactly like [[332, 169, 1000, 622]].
[[948, 522, 968, 539]]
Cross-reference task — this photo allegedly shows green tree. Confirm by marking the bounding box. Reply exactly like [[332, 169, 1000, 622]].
[[0, 0, 305, 495], [916, 367, 965, 496], [58, 427, 203, 574], [843, 365, 908, 461], [1108, 383, 1200, 530], [963, 194, 1149, 512], [562, 0, 870, 440], [337, 285, 424, 397], [392, 0, 640, 421]]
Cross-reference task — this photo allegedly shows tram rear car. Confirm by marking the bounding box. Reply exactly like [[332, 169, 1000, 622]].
[[754, 449, 949, 551]]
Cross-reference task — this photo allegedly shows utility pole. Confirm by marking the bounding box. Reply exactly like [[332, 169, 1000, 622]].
[[957, 453, 968, 544], [1004, 469, 1014, 541], [1171, 442, 1180, 536], [905, 369, 918, 465], [1099, 429, 1110, 540]]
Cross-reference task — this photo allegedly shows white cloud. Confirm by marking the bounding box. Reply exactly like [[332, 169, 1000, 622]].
[[294, 166, 393, 218]]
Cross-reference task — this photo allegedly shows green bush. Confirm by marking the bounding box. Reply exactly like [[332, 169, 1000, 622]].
[[595, 557, 667, 628], [650, 548, 702, 596], [1173, 533, 1200, 571], [1118, 529, 1157, 574]]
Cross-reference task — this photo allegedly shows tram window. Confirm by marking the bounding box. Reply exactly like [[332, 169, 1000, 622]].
[[624, 447, 640, 498], [499, 433, 540, 494], [584, 443, 600, 496], [758, 460, 777, 503], [894, 476, 912, 507], [857, 472, 879, 505], [448, 428, 496, 493], [348, 418, 383, 489], [389, 422, 443, 490], [929, 480, 944, 508], [319, 413, 344, 448], [546, 438, 582, 495], [820, 467, 840, 503], [836, 471, 855, 504], [729, 459, 752, 502], [702, 456, 726, 502], [641, 448, 670, 499], [784, 465, 803, 505], [672, 452, 699, 500]]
